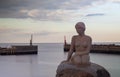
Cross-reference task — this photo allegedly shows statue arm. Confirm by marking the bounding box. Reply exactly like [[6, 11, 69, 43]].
[[86, 36, 92, 53], [67, 36, 75, 61]]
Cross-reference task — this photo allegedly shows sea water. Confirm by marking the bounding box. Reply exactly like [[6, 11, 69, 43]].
[[0, 43, 120, 77]]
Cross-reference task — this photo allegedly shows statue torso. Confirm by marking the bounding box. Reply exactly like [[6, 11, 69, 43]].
[[74, 35, 89, 53]]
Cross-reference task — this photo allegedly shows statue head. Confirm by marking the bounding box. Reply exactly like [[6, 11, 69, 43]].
[[75, 22, 86, 35]]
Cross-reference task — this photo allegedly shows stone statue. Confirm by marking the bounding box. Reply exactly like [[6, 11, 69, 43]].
[[56, 22, 110, 77], [65, 22, 92, 66]]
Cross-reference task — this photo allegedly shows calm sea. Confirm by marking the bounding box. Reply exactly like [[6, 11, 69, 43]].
[[0, 43, 120, 77]]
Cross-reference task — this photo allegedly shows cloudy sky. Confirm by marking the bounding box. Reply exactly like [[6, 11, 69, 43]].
[[0, 0, 120, 43]]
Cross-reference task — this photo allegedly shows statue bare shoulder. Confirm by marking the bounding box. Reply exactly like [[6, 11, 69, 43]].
[[84, 35, 92, 42]]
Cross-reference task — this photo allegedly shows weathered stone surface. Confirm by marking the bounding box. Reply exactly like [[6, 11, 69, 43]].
[[56, 62, 110, 77]]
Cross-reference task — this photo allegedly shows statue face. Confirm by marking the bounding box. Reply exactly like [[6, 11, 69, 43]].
[[75, 23, 85, 34]]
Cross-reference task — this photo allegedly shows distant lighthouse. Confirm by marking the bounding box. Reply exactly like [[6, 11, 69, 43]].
[[64, 36, 67, 46], [30, 34, 33, 46]]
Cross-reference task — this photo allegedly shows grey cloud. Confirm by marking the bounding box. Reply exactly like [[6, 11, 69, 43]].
[[34, 31, 60, 36], [0, 27, 24, 36], [0, 0, 64, 10], [0, 0, 108, 20], [0, 9, 28, 18], [35, 31, 52, 36], [86, 13, 105, 17], [0, 26, 37, 38], [112, 1, 120, 3], [27, 9, 77, 21], [0, 0, 22, 8], [0, 0, 68, 19], [60, 0, 99, 9], [0, 28, 33, 39]]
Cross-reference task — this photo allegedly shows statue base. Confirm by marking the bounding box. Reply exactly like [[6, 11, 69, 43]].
[[56, 62, 110, 77]]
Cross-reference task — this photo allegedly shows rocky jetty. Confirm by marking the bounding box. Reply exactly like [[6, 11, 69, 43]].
[[56, 62, 110, 77]]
